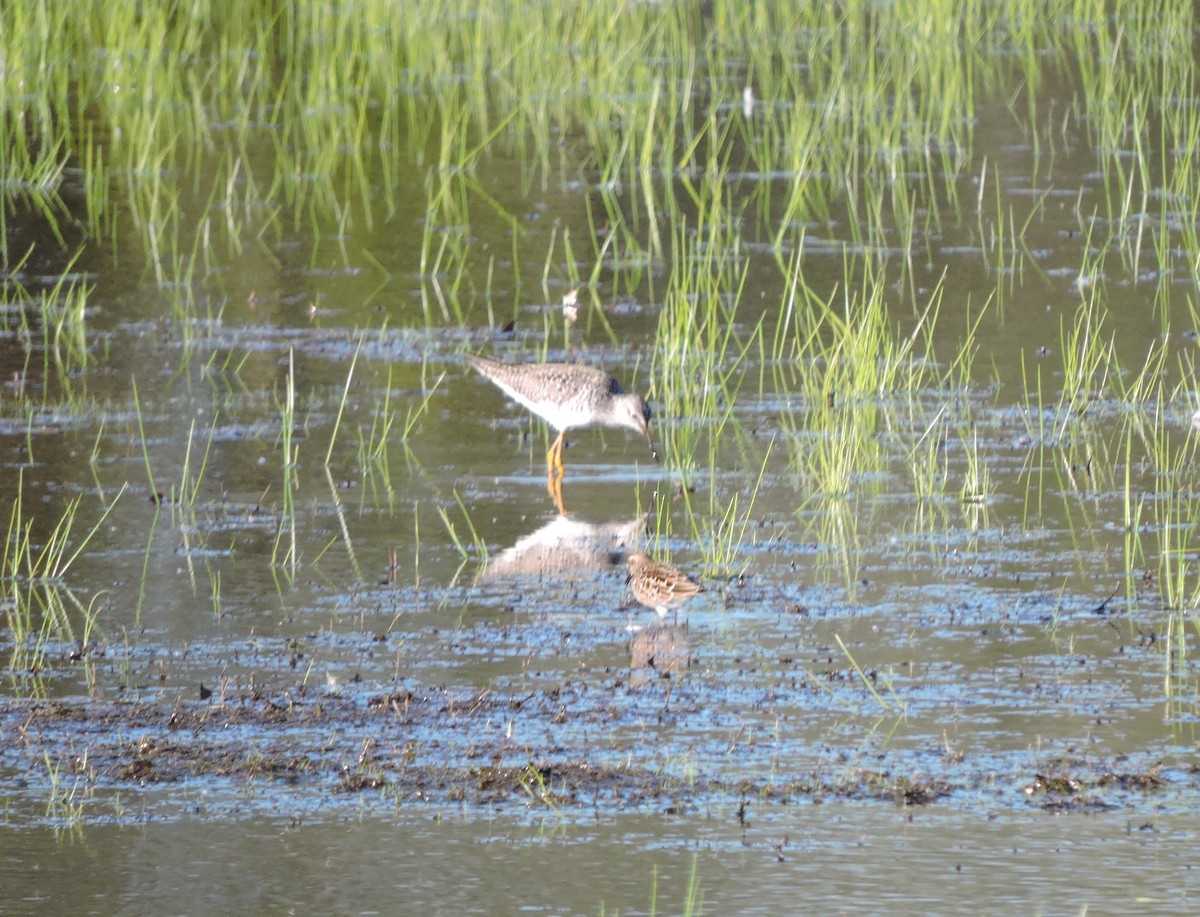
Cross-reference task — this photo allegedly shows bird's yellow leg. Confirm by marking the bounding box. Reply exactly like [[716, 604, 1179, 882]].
[[553, 433, 566, 480], [545, 433, 561, 492], [545, 432, 566, 494], [551, 475, 568, 515], [544, 434, 568, 513]]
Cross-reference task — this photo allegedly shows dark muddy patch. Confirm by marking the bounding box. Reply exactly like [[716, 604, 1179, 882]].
[[1, 668, 1182, 826]]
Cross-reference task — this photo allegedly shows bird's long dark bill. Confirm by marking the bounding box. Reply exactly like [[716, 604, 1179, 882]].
[[645, 428, 659, 463]]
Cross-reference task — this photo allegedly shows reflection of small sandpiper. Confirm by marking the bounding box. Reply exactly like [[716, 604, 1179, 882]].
[[467, 355, 656, 513], [626, 552, 702, 620], [629, 622, 691, 688]]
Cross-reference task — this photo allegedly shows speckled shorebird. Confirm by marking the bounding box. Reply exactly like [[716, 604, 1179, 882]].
[[626, 552, 702, 619], [467, 355, 656, 510]]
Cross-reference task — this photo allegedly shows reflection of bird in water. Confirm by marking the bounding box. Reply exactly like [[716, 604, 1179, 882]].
[[629, 623, 690, 670], [481, 514, 647, 582], [626, 552, 702, 619], [629, 623, 691, 687], [466, 355, 656, 514]]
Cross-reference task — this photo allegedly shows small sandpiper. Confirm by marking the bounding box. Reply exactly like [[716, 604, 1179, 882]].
[[626, 552, 702, 619]]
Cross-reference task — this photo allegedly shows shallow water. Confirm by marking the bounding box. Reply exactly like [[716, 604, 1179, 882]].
[[4, 7, 1200, 915], [5, 809, 1198, 915]]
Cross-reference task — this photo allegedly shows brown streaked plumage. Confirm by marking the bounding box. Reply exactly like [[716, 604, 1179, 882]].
[[626, 552, 702, 618]]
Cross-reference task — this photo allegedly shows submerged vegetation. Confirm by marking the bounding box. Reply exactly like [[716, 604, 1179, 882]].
[[4, 4, 1200, 883]]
